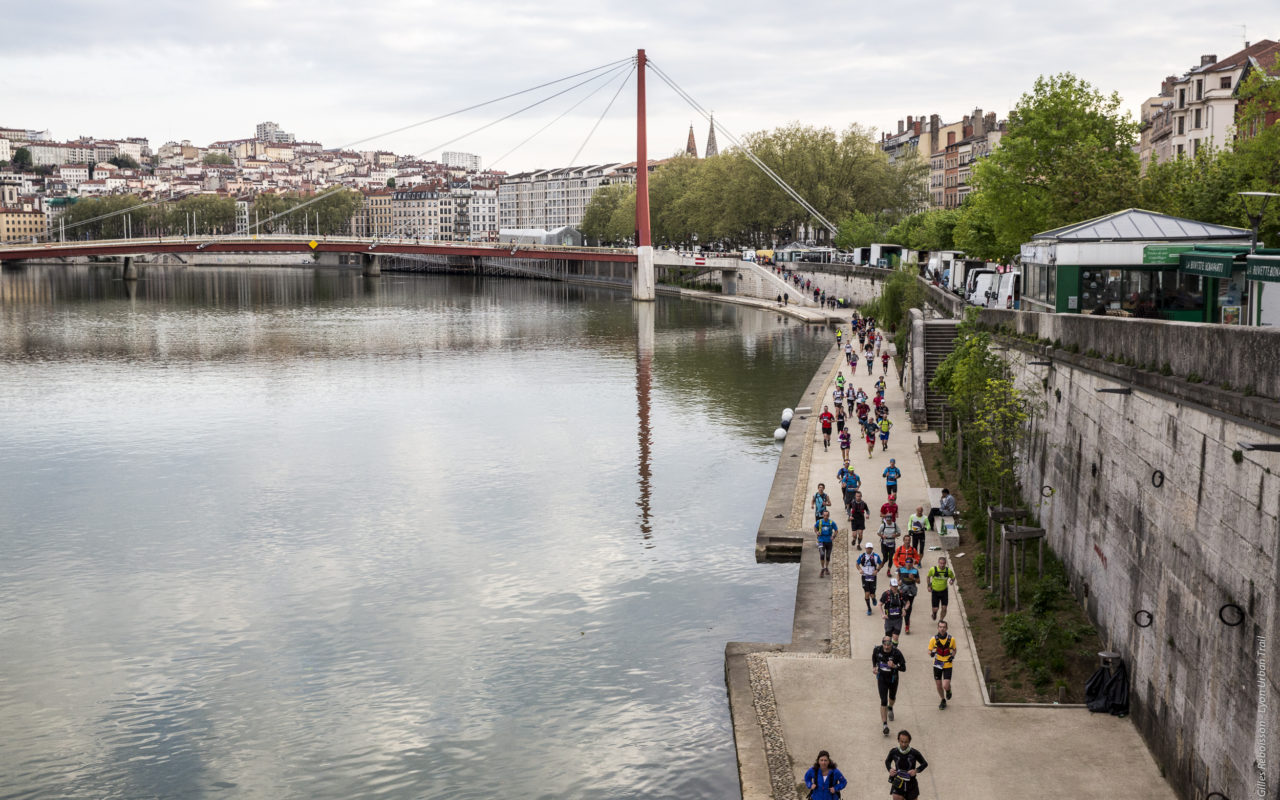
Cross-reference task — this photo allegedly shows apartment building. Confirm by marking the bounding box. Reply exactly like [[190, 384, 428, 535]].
[[1168, 40, 1280, 159], [442, 151, 482, 171], [498, 162, 625, 231]]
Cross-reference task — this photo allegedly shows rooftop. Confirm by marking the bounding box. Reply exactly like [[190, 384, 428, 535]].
[[1033, 208, 1252, 242]]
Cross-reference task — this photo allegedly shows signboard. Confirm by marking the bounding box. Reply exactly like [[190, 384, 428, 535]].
[[1221, 305, 1242, 325], [1178, 251, 1236, 278], [1246, 255, 1280, 283], [1143, 244, 1194, 264], [1067, 295, 1078, 310]]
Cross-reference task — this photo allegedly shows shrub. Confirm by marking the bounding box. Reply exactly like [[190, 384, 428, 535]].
[[972, 553, 987, 576], [1160, 363, 1173, 376], [1187, 372, 1203, 384], [999, 612, 1037, 657]]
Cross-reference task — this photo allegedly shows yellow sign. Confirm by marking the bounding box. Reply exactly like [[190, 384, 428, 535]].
[[309, 240, 319, 250]]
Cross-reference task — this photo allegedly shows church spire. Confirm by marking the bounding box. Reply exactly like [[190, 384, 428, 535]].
[[705, 114, 718, 157], [685, 124, 698, 158]]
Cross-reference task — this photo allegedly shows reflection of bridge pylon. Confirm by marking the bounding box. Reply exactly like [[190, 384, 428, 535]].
[[635, 301, 654, 539]]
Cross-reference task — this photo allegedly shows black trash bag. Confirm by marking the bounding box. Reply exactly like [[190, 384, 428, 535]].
[[1085, 658, 1130, 716], [1084, 666, 1110, 713], [1104, 658, 1130, 716]]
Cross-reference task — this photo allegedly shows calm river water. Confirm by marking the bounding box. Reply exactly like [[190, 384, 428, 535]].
[[0, 265, 829, 800]]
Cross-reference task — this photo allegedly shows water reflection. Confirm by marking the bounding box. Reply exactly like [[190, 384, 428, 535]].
[[0, 265, 829, 799]]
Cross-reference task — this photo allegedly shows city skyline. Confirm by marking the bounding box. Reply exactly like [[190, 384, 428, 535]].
[[4, 2, 1280, 171]]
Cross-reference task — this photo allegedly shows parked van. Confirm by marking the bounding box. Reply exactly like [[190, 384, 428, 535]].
[[926, 250, 962, 288], [964, 268, 996, 303], [989, 271, 1021, 309]]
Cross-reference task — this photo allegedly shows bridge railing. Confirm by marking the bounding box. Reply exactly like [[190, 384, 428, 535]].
[[0, 235, 640, 257]]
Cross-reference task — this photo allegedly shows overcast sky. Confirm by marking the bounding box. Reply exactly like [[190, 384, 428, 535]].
[[4, 0, 1279, 172]]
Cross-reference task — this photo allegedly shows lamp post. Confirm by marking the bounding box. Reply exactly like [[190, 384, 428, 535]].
[[1237, 191, 1279, 326]]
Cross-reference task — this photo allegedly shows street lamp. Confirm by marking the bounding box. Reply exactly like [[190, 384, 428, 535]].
[[1237, 191, 1279, 252], [1237, 191, 1280, 326]]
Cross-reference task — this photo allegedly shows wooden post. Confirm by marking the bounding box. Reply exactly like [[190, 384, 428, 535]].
[[999, 526, 1009, 612]]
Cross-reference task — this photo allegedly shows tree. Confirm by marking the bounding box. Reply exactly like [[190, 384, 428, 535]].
[[581, 183, 633, 244], [1228, 54, 1280, 244], [970, 73, 1140, 260], [12, 147, 32, 169], [386, 177, 396, 188], [834, 211, 887, 249], [202, 153, 233, 166], [109, 154, 141, 170]]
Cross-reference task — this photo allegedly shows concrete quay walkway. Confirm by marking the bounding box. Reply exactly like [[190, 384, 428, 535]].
[[732, 326, 1176, 800]]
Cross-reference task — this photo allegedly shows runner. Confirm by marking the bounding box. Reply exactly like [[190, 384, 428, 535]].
[[927, 556, 957, 622], [929, 620, 958, 709], [845, 342, 854, 368], [885, 731, 929, 800], [835, 371, 846, 390], [881, 350, 891, 375], [892, 539, 921, 570], [881, 578, 907, 645], [878, 416, 894, 452], [835, 328, 843, 347], [832, 387, 844, 416], [875, 375, 887, 400], [880, 493, 899, 523], [839, 463, 860, 512], [838, 427, 852, 461], [819, 406, 834, 451], [877, 513, 901, 564], [836, 404, 847, 435], [849, 490, 869, 549], [864, 419, 877, 459], [907, 506, 928, 554], [814, 509, 838, 578], [856, 397, 871, 425], [872, 636, 907, 736], [812, 483, 831, 522], [856, 541, 883, 616], [883, 459, 901, 495], [803, 751, 847, 800], [865, 348, 874, 374], [897, 556, 920, 634]]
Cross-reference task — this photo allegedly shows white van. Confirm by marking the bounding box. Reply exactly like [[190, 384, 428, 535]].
[[989, 271, 1021, 309], [927, 250, 962, 287], [964, 268, 995, 303]]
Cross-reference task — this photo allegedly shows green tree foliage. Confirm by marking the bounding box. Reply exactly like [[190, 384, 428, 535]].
[[580, 183, 635, 244], [249, 188, 362, 235], [581, 123, 926, 248], [386, 177, 396, 188], [202, 153, 233, 166], [109, 154, 141, 170], [834, 211, 888, 249], [12, 148, 32, 169], [881, 208, 961, 251], [58, 195, 148, 239], [971, 73, 1139, 260]]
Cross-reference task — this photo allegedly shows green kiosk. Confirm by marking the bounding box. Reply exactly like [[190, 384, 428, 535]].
[[1019, 209, 1253, 322]]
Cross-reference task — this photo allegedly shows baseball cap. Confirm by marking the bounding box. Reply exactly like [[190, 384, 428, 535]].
[[889, 578, 899, 586], [864, 541, 875, 549]]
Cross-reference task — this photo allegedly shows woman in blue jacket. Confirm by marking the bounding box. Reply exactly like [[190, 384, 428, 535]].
[[803, 750, 847, 799]]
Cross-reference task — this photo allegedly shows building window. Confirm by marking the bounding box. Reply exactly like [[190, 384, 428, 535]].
[[1177, 116, 1184, 135], [1221, 76, 1232, 89], [1196, 80, 1203, 100], [1178, 88, 1186, 108], [1193, 109, 1201, 129]]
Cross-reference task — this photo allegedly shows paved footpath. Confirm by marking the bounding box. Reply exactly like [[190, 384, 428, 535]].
[[757, 322, 1176, 800]]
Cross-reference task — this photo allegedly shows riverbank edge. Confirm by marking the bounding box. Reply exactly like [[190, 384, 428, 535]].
[[725, 340, 842, 800]]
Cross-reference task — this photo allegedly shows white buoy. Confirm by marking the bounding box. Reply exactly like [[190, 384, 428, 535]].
[[781, 408, 794, 423], [773, 427, 787, 440]]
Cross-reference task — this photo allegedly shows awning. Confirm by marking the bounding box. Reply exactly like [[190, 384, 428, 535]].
[[1245, 254, 1280, 283], [1178, 251, 1238, 278]]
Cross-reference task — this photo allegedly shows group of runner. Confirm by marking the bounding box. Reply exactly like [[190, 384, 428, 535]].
[[805, 317, 960, 799]]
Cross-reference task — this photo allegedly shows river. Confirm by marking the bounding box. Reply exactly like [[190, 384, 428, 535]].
[[0, 264, 829, 799]]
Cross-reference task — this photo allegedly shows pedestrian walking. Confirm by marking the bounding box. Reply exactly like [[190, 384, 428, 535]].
[[927, 556, 957, 622], [885, 731, 928, 800], [804, 750, 848, 800], [872, 636, 907, 736], [929, 620, 958, 709]]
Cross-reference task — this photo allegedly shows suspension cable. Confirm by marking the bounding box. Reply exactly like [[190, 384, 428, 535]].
[[647, 60, 839, 236], [565, 64, 635, 167]]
